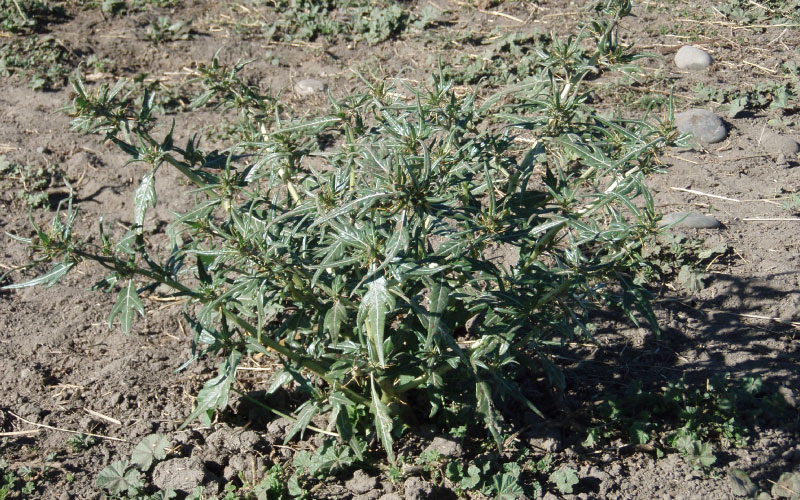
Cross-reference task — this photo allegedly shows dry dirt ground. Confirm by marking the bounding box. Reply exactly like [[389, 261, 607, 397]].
[[0, 0, 798, 499]]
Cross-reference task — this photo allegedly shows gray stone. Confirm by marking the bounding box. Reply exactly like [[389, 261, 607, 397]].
[[347, 470, 379, 494], [295, 78, 327, 96], [778, 386, 796, 408], [761, 133, 800, 156], [403, 476, 433, 500], [424, 436, 463, 458], [675, 46, 713, 70], [675, 109, 727, 143], [660, 212, 720, 229], [379, 495, 403, 500], [152, 456, 208, 493]]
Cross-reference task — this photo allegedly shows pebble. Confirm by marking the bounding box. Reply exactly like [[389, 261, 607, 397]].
[[660, 212, 721, 229], [675, 109, 727, 143], [674, 45, 713, 70], [294, 78, 328, 96]]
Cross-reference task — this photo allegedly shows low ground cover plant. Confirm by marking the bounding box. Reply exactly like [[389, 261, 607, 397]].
[[4, 0, 682, 467]]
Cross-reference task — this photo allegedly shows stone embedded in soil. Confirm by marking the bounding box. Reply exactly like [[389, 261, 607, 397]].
[[379, 495, 402, 500], [660, 212, 721, 229], [675, 109, 727, 143], [294, 78, 328, 96], [674, 45, 713, 70], [424, 435, 463, 457], [404, 476, 433, 500], [761, 133, 800, 156], [347, 470, 379, 494], [152, 456, 209, 493]]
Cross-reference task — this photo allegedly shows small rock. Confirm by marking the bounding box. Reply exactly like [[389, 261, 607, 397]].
[[756, 493, 772, 500], [675, 46, 713, 70], [675, 109, 727, 143], [108, 392, 123, 406], [379, 495, 403, 500], [660, 212, 720, 229], [152, 456, 208, 493], [403, 476, 433, 500], [347, 470, 379, 494], [761, 133, 800, 156], [778, 386, 796, 408], [424, 436, 463, 458], [295, 78, 327, 96]]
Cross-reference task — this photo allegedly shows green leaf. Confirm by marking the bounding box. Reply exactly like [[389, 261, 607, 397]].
[[425, 277, 449, 348], [108, 280, 145, 334], [180, 351, 241, 428], [728, 96, 747, 118], [134, 171, 156, 229], [475, 380, 503, 448], [728, 469, 757, 497], [2, 262, 74, 290], [493, 472, 524, 500], [549, 466, 579, 494], [130, 434, 171, 471], [361, 276, 394, 368], [96, 461, 143, 495], [323, 300, 348, 345], [677, 265, 704, 292], [772, 471, 800, 499], [284, 400, 319, 443], [370, 376, 395, 464]]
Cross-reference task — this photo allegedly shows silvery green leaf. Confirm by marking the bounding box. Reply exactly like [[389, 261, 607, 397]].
[[370, 377, 395, 463], [361, 276, 395, 368], [134, 171, 156, 229], [425, 277, 449, 348], [2, 262, 74, 289], [108, 280, 144, 334], [323, 300, 348, 345], [475, 380, 503, 448]]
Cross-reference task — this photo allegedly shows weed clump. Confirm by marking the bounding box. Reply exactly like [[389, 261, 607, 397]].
[[4, 0, 679, 465]]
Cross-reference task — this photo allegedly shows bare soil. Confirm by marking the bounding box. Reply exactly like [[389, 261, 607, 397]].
[[0, 1, 798, 499]]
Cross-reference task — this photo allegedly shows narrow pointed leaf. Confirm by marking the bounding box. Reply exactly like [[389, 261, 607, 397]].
[[370, 377, 395, 463], [361, 277, 394, 367], [324, 300, 348, 345], [2, 262, 74, 290], [108, 280, 145, 333], [425, 278, 449, 348], [134, 171, 156, 228], [476, 380, 503, 449], [284, 401, 319, 443]]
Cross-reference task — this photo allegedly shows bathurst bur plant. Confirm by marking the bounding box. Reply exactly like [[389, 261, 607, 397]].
[[4, 0, 676, 462]]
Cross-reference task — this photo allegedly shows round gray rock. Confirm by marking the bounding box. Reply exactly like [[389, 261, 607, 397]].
[[660, 212, 720, 229], [295, 78, 328, 96], [675, 109, 727, 143], [675, 45, 713, 70]]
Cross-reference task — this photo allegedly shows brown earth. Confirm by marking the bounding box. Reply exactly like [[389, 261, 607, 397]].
[[0, 1, 798, 499]]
